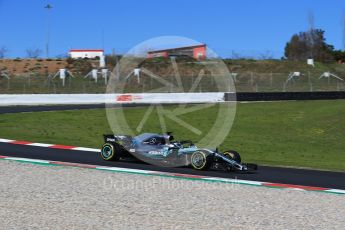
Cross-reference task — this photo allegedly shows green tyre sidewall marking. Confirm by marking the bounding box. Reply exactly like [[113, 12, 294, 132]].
[[101, 143, 115, 161], [191, 151, 209, 170]]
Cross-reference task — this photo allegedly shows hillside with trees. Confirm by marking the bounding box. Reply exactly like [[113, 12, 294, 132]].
[[284, 28, 345, 63]]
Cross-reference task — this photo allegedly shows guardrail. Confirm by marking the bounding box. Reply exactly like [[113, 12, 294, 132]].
[[0, 93, 225, 106], [226, 92, 345, 101], [0, 92, 344, 106]]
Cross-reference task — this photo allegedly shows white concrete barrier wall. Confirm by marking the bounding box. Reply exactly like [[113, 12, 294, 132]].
[[0, 93, 225, 106]]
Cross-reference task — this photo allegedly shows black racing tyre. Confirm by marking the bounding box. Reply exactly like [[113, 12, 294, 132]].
[[223, 150, 241, 163], [190, 151, 212, 170], [101, 143, 120, 161]]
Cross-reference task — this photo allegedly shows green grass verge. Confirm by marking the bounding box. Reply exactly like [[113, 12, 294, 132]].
[[0, 100, 344, 171]]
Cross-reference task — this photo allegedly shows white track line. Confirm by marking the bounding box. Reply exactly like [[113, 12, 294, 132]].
[[0, 138, 14, 143], [27, 143, 54, 147], [72, 147, 99, 152]]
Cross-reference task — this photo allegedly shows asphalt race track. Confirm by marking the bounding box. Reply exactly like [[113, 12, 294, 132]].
[[0, 104, 134, 114], [0, 104, 202, 114], [1, 142, 345, 189], [1, 105, 345, 190]]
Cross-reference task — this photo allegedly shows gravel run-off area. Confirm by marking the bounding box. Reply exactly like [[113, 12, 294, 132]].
[[0, 160, 344, 230]]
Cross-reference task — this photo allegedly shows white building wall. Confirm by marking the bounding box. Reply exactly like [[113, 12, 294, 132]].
[[69, 51, 104, 59]]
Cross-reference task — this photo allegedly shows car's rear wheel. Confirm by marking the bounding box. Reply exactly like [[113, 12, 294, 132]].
[[101, 143, 120, 161], [190, 151, 211, 170], [223, 150, 241, 163]]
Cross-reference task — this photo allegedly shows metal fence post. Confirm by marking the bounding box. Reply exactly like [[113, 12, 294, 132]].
[[308, 71, 313, 92], [251, 72, 254, 85], [270, 72, 273, 87]]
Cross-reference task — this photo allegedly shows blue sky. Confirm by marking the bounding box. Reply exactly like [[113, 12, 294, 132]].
[[0, 0, 344, 58]]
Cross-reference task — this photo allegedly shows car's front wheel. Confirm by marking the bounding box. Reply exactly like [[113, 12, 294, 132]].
[[101, 143, 120, 161], [223, 150, 241, 163], [190, 151, 212, 170]]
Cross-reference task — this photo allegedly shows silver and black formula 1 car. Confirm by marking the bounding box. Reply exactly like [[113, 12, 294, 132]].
[[101, 133, 257, 172]]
